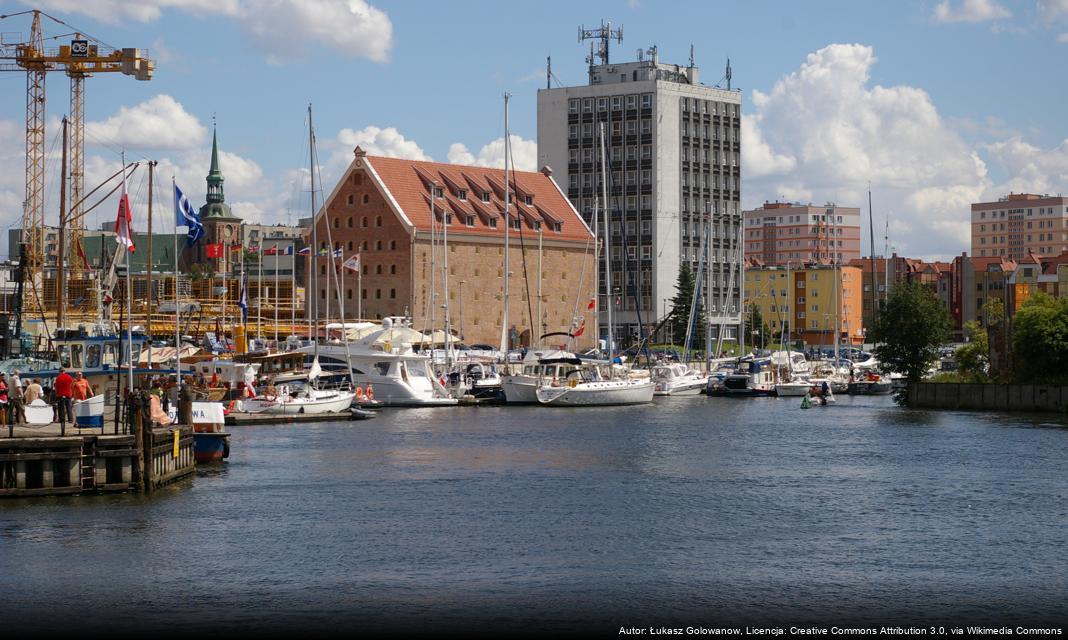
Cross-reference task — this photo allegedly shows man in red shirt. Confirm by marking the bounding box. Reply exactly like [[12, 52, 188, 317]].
[[54, 367, 73, 425]]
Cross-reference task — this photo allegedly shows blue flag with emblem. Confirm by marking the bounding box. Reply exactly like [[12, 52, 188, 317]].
[[174, 183, 204, 247], [239, 270, 248, 324]]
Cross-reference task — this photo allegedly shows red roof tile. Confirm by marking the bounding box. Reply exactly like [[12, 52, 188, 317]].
[[361, 155, 592, 243]]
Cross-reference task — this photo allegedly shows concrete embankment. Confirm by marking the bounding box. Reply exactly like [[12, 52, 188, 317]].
[[909, 382, 1068, 413]]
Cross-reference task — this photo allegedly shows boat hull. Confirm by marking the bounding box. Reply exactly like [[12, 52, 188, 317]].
[[775, 384, 812, 397], [193, 432, 230, 462], [653, 381, 707, 396], [73, 394, 105, 428], [263, 391, 356, 415], [536, 380, 655, 406]]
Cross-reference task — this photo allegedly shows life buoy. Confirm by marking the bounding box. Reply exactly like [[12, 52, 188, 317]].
[[366, 384, 374, 400], [355, 386, 365, 400]]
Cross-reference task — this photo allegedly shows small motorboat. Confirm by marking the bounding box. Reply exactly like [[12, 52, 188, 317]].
[[350, 407, 377, 420]]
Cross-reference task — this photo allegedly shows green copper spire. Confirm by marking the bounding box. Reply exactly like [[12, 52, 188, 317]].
[[199, 125, 236, 220], [205, 126, 225, 204]]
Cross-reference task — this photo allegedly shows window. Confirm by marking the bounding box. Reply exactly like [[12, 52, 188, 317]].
[[375, 216, 383, 227], [361, 217, 368, 228], [459, 189, 468, 201], [375, 289, 381, 299], [362, 194, 369, 205], [347, 194, 354, 205], [347, 217, 353, 228], [333, 218, 339, 229]]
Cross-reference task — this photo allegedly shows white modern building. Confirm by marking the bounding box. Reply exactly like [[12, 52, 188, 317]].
[[537, 40, 743, 347]]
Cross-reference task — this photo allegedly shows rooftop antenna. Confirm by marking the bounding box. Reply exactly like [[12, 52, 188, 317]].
[[546, 56, 551, 90], [726, 57, 732, 90], [579, 21, 623, 65], [689, 44, 695, 68]]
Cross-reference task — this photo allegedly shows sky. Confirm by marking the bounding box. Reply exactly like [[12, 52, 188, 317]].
[[1, 0, 1067, 261]]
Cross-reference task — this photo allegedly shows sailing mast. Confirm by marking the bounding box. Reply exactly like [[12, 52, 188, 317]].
[[309, 103, 320, 384], [57, 116, 69, 334], [499, 93, 512, 354], [832, 203, 840, 366], [599, 121, 613, 361], [867, 184, 878, 345]]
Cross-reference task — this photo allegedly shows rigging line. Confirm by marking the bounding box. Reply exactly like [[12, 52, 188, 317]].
[[566, 229, 595, 352], [507, 140, 536, 345]]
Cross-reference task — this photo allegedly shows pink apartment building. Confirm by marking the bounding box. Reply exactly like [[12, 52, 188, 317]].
[[971, 193, 1068, 260], [743, 201, 861, 266]]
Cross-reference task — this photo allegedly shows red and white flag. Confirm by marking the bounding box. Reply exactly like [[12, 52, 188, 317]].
[[587, 297, 596, 310], [114, 189, 135, 252]]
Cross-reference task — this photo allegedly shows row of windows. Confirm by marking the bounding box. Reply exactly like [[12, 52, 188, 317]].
[[569, 120, 652, 138], [320, 239, 397, 252], [321, 263, 397, 276], [978, 206, 1068, 220], [569, 94, 654, 113], [333, 215, 383, 229], [322, 288, 396, 300]]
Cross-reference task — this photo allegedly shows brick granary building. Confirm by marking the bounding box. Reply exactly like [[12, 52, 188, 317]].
[[306, 148, 598, 349]]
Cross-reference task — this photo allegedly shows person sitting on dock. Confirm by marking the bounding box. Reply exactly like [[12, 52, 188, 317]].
[[54, 368, 74, 425], [24, 378, 42, 405], [72, 372, 93, 402]]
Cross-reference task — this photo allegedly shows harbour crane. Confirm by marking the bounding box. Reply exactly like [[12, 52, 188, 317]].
[[0, 9, 154, 311]]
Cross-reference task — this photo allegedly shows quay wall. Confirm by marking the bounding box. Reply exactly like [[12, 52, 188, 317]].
[[909, 383, 1068, 413]]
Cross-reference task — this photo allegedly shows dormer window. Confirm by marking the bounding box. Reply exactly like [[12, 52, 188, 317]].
[[432, 186, 444, 198], [552, 222, 562, 232], [481, 191, 491, 203], [465, 215, 475, 228], [458, 189, 468, 201], [533, 220, 541, 231], [511, 218, 521, 230], [523, 195, 533, 205], [489, 218, 498, 228]]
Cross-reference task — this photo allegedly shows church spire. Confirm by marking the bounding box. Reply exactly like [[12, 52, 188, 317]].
[[205, 125, 225, 204]]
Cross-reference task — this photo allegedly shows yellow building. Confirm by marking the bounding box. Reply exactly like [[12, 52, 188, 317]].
[[744, 262, 864, 347]]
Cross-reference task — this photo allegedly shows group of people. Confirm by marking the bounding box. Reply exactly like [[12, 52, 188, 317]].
[[0, 367, 94, 425]]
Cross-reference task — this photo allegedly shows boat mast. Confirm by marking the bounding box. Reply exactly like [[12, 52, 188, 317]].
[[57, 116, 68, 333], [867, 184, 878, 344], [599, 121, 613, 361], [309, 104, 319, 371], [832, 203, 840, 366], [499, 93, 511, 354]]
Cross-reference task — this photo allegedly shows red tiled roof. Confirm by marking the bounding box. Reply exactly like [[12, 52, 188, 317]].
[[361, 154, 592, 243]]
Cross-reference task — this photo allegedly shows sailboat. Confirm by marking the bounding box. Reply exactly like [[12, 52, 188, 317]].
[[259, 105, 356, 415], [535, 121, 653, 407]]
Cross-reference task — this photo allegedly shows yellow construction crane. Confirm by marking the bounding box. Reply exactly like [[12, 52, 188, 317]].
[[0, 9, 154, 313]]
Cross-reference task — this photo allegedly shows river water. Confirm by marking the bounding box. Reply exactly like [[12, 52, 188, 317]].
[[2, 395, 1067, 634]]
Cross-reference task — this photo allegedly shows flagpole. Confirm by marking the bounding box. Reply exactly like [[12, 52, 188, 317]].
[[274, 245, 279, 347], [257, 243, 263, 343], [121, 151, 134, 394], [357, 254, 362, 321], [173, 178, 182, 395]]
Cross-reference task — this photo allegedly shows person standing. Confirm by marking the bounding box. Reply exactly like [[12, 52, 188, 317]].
[[71, 372, 93, 401], [10, 369, 24, 425], [54, 367, 74, 425], [0, 373, 9, 425]]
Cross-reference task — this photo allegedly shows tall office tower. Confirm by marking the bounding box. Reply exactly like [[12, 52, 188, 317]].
[[537, 27, 743, 348]]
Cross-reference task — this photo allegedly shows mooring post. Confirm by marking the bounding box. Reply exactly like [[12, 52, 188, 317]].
[[133, 391, 145, 488], [179, 385, 192, 428]]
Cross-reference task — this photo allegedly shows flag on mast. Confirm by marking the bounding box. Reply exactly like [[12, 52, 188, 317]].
[[114, 188, 135, 252], [342, 254, 361, 272], [239, 271, 248, 323], [174, 183, 204, 247]]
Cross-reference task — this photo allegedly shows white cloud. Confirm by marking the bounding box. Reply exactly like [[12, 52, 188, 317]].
[[983, 137, 1068, 196], [244, 0, 392, 64], [23, 0, 390, 62], [741, 43, 991, 259], [86, 94, 207, 150], [336, 125, 431, 161], [1038, 0, 1068, 23], [1059, 32, 1068, 43], [446, 135, 538, 172], [933, 0, 1012, 23]]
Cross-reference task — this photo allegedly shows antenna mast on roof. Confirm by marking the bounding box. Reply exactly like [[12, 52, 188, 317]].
[[726, 58, 732, 90], [578, 21, 623, 66]]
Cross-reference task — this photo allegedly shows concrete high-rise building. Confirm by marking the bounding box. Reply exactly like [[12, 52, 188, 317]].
[[971, 193, 1068, 260], [743, 202, 861, 266], [537, 39, 744, 347]]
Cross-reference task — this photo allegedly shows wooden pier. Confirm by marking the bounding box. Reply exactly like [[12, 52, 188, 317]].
[[0, 392, 196, 498]]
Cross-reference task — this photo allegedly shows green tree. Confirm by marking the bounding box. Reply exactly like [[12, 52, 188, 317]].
[[1012, 292, 1068, 383], [748, 305, 770, 349], [668, 265, 705, 351], [870, 280, 951, 403], [955, 320, 989, 382]]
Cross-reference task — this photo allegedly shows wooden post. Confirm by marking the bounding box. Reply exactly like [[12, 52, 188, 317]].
[[133, 392, 145, 487], [179, 384, 192, 427]]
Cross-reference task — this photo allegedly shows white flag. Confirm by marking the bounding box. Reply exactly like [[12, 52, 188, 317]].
[[343, 254, 361, 272]]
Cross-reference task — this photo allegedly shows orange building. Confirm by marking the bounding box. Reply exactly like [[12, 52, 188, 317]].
[[744, 261, 864, 346]]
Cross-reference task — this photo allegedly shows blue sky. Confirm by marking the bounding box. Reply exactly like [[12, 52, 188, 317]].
[[1, 0, 1066, 259]]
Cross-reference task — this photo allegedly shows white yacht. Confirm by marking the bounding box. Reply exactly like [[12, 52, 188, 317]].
[[301, 318, 457, 407], [500, 343, 582, 404], [651, 363, 709, 396], [535, 365, 655, 406], [255, 386, 356, 415]]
